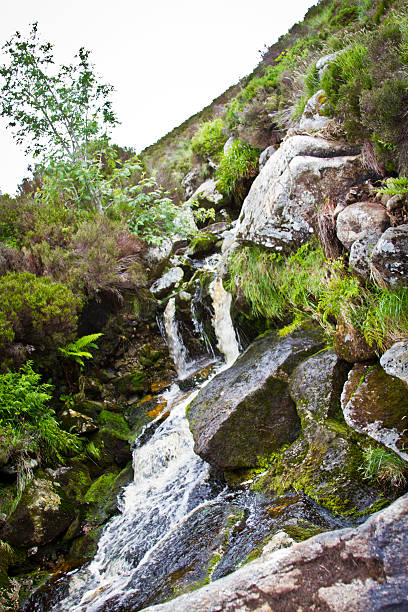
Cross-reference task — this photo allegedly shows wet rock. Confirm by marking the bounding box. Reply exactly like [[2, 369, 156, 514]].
[[370, 224, 408, 287], [188, 179, 228, 210], [187, 323, 325, 469], [261, 531, 295, 555], [0, 477, 76, 547], [336, 202, 389, 249], [143, 238, 173, 277], [380, 340, 408, 387], [150, 267, 184, 299], [341, 364, 408, 460], [146, 493, 408, 612], [298, 90, 331, 132], [334, 317, 377, 363], [235, 135, 364, 253], [259, 145, 276, 171], [289, 349, 350, 424], [348, 229, 382, 281]]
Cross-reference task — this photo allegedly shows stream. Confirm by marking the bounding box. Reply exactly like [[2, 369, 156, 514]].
[[27, 266, 348, 611]]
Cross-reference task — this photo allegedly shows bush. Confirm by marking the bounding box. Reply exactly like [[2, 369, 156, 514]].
[[216, 141, 259, 199], [191, 118, 227, 162], [0, 272, 81, 367], [0, 362, 80, 490]]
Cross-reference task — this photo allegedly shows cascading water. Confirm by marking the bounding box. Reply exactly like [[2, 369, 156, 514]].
[[163, 297, 191, 378], [209, 277, 240, 365], [29, 250, 348, 611]]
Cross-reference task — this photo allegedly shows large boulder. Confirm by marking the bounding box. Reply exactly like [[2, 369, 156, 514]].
[[341, 364, 408, 460], [336, 202, 389, 249], [145, 493, 408, 612], [235, 135, 365, 253], [186, 323, 325, 469], [370, 224, 408, 287]]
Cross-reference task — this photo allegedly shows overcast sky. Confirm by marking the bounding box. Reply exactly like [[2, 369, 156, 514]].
[[0, 0, 314, 194]]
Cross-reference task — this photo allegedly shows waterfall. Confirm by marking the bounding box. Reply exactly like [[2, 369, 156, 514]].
[[50, 384, 217, 611], [163, 297, 191, 378], [209, 277, 240, 365]]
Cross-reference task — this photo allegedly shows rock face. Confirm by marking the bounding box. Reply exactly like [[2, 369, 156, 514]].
[[145, 493, 408, 612], [341, 364, 408, 460], [380, 340, 408, 387], [150, 266, 184, 298], [336, 201, 389, 249], [235, 135, 364, 253], [348, 229, 382, 281], [370, 224, 408, 287], [186, 324, 325, 469], [181, 168, 201, 199]]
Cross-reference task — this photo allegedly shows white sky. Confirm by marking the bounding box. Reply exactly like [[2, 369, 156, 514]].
[[0, 0, 314, 194]]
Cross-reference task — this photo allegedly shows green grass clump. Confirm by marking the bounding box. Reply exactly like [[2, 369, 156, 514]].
[[191, 118, 227, 162], [216, 141, 259, 199], [360, 445, 407, 488], [227, 242, 326, 321]]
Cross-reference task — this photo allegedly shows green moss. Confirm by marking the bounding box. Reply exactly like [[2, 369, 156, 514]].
[[98, 410, 130, 440]]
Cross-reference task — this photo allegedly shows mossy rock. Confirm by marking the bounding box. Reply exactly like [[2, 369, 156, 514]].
[[187, 324, 325, 469], [0, 475, 76, 547], [113, 371, 148, 396], [342, 363, 408, 460], [187, 233, 219, 257], [93, 410, 132, 467], [251, 421, 388, 517], [69, 464, 132, 562]]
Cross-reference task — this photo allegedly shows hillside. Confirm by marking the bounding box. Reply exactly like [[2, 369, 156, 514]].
[[1, 0, 408, 609]]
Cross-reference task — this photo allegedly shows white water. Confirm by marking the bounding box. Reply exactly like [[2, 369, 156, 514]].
[[209, 278, 240, 365], [52, 370, 230, 612], [163, 298, 191, 378]]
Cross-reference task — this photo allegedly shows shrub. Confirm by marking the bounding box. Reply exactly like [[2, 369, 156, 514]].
[[216, 141, 259, 199], [191, 118, 227, 162], [0, 362, 80, 490], [360, 445, 407, 488], [0, 272, 81, 366]]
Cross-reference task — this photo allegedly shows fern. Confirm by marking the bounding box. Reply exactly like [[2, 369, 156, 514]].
[[58, 333, 103, 367]]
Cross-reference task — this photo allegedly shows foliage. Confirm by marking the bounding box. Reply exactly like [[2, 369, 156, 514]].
[[0, 22, 117, 162], [227, 242, 326, 321], [191, 118, 227, 162], [0, 362, 80, 488], [216, 141, 259, 199], [317, 258, 408, 350], [0, 272, 81, 367], [360, 445, 407, 488], [58, 333, 103, 367], [377, 175, 408, 195]]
